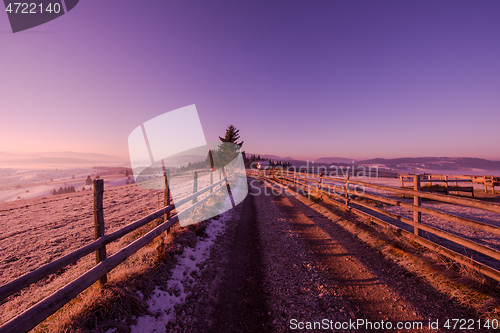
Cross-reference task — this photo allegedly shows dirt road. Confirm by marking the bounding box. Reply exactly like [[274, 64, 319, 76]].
[[167, 179, 479, 332]]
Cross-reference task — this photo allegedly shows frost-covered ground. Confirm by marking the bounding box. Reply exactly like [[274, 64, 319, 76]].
[[129, 210, 233, 333], [0, 180, 193, 325], [0, 167, 131, 202], [0, 168, 238, 325], [0, 183, 168, 324]]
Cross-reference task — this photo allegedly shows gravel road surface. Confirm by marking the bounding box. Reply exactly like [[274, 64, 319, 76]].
[[166, 179, 480, 332]]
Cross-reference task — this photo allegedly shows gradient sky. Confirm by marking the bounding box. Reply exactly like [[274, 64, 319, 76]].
[[1, 0, 499, 162]]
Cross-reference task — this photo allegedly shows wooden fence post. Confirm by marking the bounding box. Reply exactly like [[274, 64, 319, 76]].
[[193, 171, 198, 204], [345, 174, 350, 210], [305, 174, 311, 200], [319, 174, 323, 199], [164, 169, 171, 224], [444, 175, 449, 195], [93, 179, 107, 286], [210, 171, 213, 193], [414, 175, 422, 236]]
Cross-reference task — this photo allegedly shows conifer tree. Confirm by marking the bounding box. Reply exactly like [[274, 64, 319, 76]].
[[219, 124, 243, 147], [212, 125, 244, 168]]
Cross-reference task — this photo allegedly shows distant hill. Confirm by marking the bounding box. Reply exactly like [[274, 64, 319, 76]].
[[251, 154, 500, 172], [358, 157, 500, 171], [315, 157, 356, 164], [256, 155, 354, 163], [258, 154, 293, 161]]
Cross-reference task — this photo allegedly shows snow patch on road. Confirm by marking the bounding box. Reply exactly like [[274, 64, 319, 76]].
[[130, 212, 232, 333]]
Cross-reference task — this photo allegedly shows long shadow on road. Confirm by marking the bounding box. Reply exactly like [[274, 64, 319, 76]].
[[266, 185, 478, 329], [208, 186, 271, 332]]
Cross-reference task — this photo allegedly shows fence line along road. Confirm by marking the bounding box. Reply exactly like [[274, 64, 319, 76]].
[[248, 168, 500, 283], [0, 170, 232, 333]]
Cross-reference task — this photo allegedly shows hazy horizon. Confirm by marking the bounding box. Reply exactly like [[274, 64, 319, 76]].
[[1, 150, 500, 172]]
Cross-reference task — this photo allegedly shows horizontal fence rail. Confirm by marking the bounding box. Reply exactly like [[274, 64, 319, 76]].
[[0, 170, 232, 333], [248, 168, 500, 283]]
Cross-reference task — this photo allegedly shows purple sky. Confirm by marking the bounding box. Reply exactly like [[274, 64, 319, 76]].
[[1, 0, 499, 162]]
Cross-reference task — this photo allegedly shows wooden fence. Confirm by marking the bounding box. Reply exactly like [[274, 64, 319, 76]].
[[248, 169, 500, 283], [399, 174, 475, 197], [0, 170, 232, 333]]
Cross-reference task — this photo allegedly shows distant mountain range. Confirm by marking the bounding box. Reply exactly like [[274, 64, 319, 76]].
[[314, 157, 356, 164], [253, 154, 500, 171], [257, 155, 355, 164], [258, 154, 295, 161], [357, 157, 500, 171]]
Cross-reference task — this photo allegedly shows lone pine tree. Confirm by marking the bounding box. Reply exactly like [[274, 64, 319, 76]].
[[211, 125, 244, 168]]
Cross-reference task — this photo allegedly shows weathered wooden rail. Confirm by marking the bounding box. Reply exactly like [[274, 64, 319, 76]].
[[0, 170, 231, 333], [248, 168, 500, 283], [400, 174, 475, 197], [484, 175, 500, 193]]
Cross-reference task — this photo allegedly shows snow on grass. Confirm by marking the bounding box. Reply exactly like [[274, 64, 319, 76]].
[[0, 167, 131, 202], [130, 211, 232, 333], [0, 184, 54, 202], [0, 168, 236, 327], [0, 183, 170, 324]]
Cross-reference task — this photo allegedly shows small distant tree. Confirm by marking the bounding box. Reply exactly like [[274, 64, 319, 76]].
[[52, 189, 57, 195], [81, 186, 86, 191], [58, 187, 64, 194], [125, 169, 129, 177], [85, 175, 92, 186], [72, 175, 75, 179]]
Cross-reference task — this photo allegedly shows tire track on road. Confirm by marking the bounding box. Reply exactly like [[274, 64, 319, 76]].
[[207, 184, 271, 332]]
